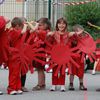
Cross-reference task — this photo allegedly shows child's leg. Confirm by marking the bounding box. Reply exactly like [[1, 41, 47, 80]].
[[69, 74, 75, 90], [52, 67, 59, 85], [92, 59, 99, 75], [16, 75, 22, 94], [38, 69, 45, 86], [21, 74, 26, 87], [79, 78, 87, 91], [21, 74, 28, 92], [32, 68, 45, 90], [50, 67, 58, 91], [7, 62, 21, 94], [59, 68, 66, 91], [58, 74, 65, 85]]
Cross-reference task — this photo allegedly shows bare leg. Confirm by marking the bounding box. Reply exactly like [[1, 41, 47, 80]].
[[38, 69, 45, 86], [69, 75, 75, 90], [32, 68, 45, 91], [79, 78, 87, 90], [92, 59, 99, 75]]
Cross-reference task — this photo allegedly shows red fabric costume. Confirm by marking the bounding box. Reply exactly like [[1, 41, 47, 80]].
[[95, 39, 100, 58], [69, 33, 96, 78], [27, 30, 48, 70], [0, 16, 9, 66], [7, 29, 23, 93], [95, 39, 100, 71], [45, 31, 80, 85], [46, 32, 70, 85]]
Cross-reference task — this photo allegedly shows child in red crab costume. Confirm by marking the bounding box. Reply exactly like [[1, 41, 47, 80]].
[[7, 17, 28, 95], [68, 24, 94, 91], [92, 38, 100, 75], [26, 18, 51, 91], [46, 18, 69, 91]]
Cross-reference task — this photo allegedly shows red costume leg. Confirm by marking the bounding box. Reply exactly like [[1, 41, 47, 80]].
[[70, 57, 84, 78], [52, 67, 59, 85], [58, 67, 65, 85], [7, 60, 21, 94]]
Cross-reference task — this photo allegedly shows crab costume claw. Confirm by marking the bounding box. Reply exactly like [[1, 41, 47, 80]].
[[8, 33, 47, 75], [75, 34, 96, 63], [45, 42, 80, 76]]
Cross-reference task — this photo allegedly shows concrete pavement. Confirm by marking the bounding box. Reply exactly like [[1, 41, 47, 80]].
[[0, 69, 100, 100]]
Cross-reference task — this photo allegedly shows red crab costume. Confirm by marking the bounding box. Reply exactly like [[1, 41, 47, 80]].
[[95, 39, 100, 58], [45, 31, 79, 85], [0, 16, 46, 93], [45, 31, 96, 80], [7, 28, 26, 93], [26, 30, 49, 70], [0, 16, 9, 66], [69, 32, 96, 78], [95, 39, 100, 71], [7, 28, 45, 93]]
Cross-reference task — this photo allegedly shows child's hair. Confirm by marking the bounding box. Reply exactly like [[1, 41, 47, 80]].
[[20, 17, 27, 23], [73, 24, 84, 31], [11, 17, 23, 28], [56, 17, 67, 31], [37, 17, 51, 30]]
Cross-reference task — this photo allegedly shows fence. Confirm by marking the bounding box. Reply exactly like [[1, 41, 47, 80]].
[[0, 0, 100, 25]]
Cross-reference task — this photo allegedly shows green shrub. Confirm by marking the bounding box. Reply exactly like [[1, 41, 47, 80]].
[[64, 1, 100, 40]]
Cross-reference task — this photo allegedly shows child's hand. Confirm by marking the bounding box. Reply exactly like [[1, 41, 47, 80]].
[[30, 21, 37, 25], [47, 32, 54, 36], [69, 32, 75, 37], [4, 16, 10, 24], [76, 30, 83, 35]]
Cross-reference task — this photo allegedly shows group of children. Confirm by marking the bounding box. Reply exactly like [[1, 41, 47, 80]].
[[0, 16, 100, 95]]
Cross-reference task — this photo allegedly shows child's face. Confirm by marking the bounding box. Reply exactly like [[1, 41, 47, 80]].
[[57, 21, 66, 33], [15, 24, 23, 30], [75, 28, 84, 35], [38, 22, 48, 30]]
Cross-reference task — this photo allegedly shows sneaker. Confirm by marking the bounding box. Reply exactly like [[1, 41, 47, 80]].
[[9, 91, 17, 95], [22, 87, 28, 92], [32, 85, 45, 91], [0, 65, 4, 69], [92, 70, 96, 75], [60, 85, 66, 92], [17, 90, 23, 94], [0, 91, 3, 95], [50, 85, 56, 91]]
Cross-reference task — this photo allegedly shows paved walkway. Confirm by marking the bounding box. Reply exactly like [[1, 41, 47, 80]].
[[0, 69, 100, 100]]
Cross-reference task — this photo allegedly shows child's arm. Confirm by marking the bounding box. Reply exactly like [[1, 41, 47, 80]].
[[21, 23, 28, 34], [87, 22, 100, 30], [47, 31, 54, 36], [68, 32, 75, 37], [26, 21, 39, 33]]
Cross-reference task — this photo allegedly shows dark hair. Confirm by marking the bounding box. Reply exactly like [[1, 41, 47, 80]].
[[11, 17, 23, 28], [37, 18, 51, 30], [20, 17, 27, 23], [56, 17, 67, 31], [73, 24, 84, 31]]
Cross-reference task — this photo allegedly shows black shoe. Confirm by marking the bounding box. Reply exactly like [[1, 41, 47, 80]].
[[79, 85, 87, 91], [69, 84, 75, 91], [96, 88, 100, 92]]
